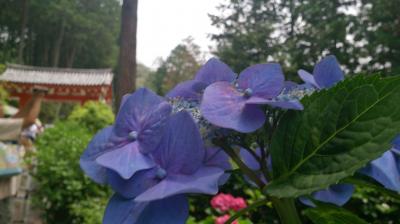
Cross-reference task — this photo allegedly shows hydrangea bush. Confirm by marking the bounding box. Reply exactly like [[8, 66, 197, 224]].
[[80, 56, 400, 223]]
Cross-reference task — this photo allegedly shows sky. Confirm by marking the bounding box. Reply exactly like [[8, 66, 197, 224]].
[[137, 0, 225, 68]]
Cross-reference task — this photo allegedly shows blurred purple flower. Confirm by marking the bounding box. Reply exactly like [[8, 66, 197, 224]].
[[359, 135, 400, 191], [299, 184, 355, 207], [201, 63, 303, 133], [102, 111, 230, 224], [166, 58, 236, 101], [80, 88, 172, 181], [298, 55, 344, 89], [103, 194, 189, 224]]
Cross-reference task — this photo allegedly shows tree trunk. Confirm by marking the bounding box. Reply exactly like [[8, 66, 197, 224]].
[[17, 0, 29, 64], [114, 0, 138, 111], [52, 18, 66, 67], [42, 42, 49, 66], [66, 45, 77, 68]]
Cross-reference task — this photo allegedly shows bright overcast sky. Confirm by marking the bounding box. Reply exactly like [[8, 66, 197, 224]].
[[137, 0, 225, 68]]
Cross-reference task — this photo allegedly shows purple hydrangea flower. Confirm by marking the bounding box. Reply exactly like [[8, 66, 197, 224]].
[[166, 58, 236, 101], [298, 55, 344, 89], [80, 88, 172, 181], [201, 63, 303, 133], [102, 111, 230, 224], [299, 184, 355, 207], [359, 135, 400, 191]]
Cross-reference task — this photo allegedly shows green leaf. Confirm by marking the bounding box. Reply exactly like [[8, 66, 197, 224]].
[[266, 75, 400, 198], [304, 204, 368, 224]]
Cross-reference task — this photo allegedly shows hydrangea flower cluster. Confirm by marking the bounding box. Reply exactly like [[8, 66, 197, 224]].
[[215, 214, 238, 224], [210, 193, 247, 212], [80, 55, 400, 223]]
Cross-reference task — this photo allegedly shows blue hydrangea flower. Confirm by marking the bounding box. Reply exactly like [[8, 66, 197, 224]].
[[80, 88, 172, 181], [298, 55, 344, 89], [102, 111, 230, 224], [201, 63, 303, 133], [359, 135, 400, 191], [166, 58, 236, 101], [299, 184, 355, 207]]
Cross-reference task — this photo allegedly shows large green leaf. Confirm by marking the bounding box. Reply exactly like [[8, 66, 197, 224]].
[[265, 76, 400, 197], [304, 204, 368, 224]]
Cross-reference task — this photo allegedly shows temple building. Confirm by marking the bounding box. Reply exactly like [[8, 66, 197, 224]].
[[0, 64, 114, 108]]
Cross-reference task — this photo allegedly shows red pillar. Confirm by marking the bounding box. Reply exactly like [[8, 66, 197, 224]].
[[18, 95, 30, 110]]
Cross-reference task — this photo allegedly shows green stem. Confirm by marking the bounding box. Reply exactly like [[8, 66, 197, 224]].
[[214, 139, 265, 189], [271, 197, 302, 224], [226, 198, 269, 224]]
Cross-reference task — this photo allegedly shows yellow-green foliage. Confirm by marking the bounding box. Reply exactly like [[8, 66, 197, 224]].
[[0, 64, 8, 104], [0, 64, 5, 74], [68, 101, 114, 134], [0, 86, 8, 104]]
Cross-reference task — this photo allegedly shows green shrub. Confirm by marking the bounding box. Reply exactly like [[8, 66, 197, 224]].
[[68, 101, 114, 133], [70, 197, 109, 224], [32, 121, 111, 224]]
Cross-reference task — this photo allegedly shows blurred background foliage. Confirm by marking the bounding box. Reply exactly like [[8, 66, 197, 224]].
[[29, 102, 113, 224]]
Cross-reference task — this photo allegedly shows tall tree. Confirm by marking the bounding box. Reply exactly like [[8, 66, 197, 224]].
[[355, 0, 400, 74], [210, 0, 359, 76], [17, 0, 29, 63], [114, 0, 138, 110], [146, 38, 202, 95], [0, 0, 121, 68], [210, 0, 280, 72]]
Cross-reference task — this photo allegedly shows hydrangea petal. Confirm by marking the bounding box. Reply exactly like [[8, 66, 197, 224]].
[[201, 82, 265, 133], [135, 195, 189, 224], [107, 168, 159, 199], [137, 102, 172, 153], [120, 93, 131, 110], [359, 150, 400, 191], [313, 55, 344, 88], [80, 126, 113, 184], [135, 166, 224, 202], [246, 97, 304, 110], [237, 63, 284, 98], [96, 142, 155, 179], [103, 194, 189, 224], [298, 69, 318, 88], [113, 88, 166, 138], [205, 148, 231, 185], [240, 148, 260, 170], [299, 184, 354, 207], [166, 80, 207, 100], [152, 111, 205, 174], [205, 148, 231, 171], [103, 194, 148, 224], [194, 58, 236, 85]]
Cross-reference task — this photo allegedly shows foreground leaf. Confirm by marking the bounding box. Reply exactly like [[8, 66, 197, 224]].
[[266, 75, 400, 197]]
